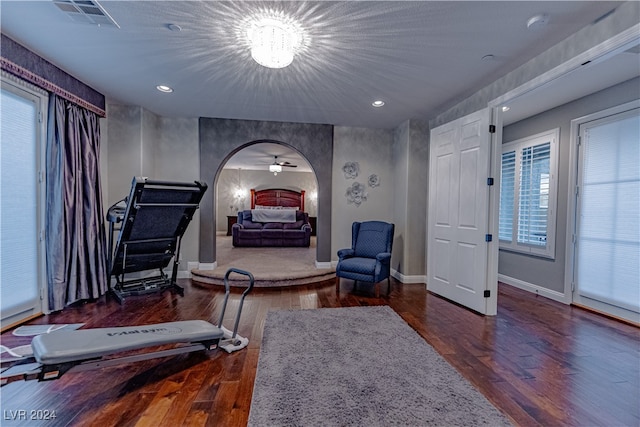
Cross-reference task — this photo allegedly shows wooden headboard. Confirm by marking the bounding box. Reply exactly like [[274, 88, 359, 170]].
[[250, 188, 305, 211]]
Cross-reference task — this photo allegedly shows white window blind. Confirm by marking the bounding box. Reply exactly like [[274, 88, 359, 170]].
[[499, 129, 558, 258], [576, 109, 639, 315], [518, 142, 551, 246], [1, 80, 45, 324], [499, 151, 515, 242]]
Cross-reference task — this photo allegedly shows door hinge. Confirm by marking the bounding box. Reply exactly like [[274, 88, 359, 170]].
[[38, 111, 43, 123], [489, 124, 496, 133], [487, 177, 494, 186], [485, 234, 493, 242], [40, 229, 45, 242], [575, 186, 580, 197], [484, 290, 491, 298]]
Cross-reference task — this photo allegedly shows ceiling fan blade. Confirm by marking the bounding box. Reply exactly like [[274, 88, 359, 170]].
[[281, 164, 297, 167]]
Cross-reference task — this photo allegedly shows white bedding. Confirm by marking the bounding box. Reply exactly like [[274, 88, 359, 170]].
[[251, 209, 297, 223]]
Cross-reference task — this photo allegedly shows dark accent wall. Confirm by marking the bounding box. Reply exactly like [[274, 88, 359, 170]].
[[1, 34, 105, 115], [199, 118, 333, 263]]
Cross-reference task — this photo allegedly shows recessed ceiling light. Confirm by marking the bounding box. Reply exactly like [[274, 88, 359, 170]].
[[156, 85, 173, 93], [527, 14, 549, 30], [372, 100, 385, 108], [167, 23, 182, 32], [502, 106, 510, 112], [481, 54, 495, 61]]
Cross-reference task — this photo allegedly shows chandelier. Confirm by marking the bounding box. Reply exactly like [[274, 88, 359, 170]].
[[247, 16, 303, 69], [269, 164, 282, 175]]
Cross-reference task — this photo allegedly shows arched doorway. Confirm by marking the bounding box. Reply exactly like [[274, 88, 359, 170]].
[[215, 140, 318, 242], [198, 118, 333, 269]]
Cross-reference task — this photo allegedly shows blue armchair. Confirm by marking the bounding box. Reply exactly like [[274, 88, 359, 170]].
[[336, 221, 395, 296]]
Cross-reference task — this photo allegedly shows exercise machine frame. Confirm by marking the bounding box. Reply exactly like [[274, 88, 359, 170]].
[[107, 177, 207, 303], [1, 268, 255, 386]]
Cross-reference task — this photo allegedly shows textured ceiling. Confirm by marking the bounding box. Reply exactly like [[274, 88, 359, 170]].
[[2, 1, 634, 172]]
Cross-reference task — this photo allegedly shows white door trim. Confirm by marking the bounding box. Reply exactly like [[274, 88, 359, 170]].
[[488, 24, 640, 303]]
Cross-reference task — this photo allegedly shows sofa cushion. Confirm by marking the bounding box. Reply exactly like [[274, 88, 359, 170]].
[[241, 220, 262, 229], [263, 222, 283, 229], [283, 220, 304, 229]]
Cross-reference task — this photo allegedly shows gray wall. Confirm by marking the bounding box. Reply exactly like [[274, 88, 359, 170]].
[[104, 104, 201, 268], [390, 119, 429, 277], [199, 118, 333, 263], [431, 1, 639, 128], [104, 111, 425, 276], [331, 127, 394, 257], [499, 77, 640, 293]]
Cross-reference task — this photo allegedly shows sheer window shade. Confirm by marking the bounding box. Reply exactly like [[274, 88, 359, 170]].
[[576, 110, 639, 314], [0, 84, 43, 322]]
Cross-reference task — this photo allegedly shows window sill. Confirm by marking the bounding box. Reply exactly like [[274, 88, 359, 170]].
[[498, 245, 555, 260]]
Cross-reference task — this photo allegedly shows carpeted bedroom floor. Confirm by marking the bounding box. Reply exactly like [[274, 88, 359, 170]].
[[191, 236, 336, 287]]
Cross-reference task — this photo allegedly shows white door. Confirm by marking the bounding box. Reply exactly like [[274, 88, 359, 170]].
[[427, 108, 496, 314], [1, 80, 47, 327]]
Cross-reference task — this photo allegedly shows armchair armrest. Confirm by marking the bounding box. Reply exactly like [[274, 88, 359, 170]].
[[337, 248, 355, 260], [376, 252, 392, 263], [232, 223, 244, 229]]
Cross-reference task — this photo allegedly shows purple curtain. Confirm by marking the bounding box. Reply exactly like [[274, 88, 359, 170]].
[[46, 94, 108, 311]]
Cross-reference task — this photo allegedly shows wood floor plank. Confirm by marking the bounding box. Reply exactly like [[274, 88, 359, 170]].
[[1, 279, 638, 426]]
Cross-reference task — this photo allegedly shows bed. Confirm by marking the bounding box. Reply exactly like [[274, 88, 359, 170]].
[[250, 188, 305, 211], [232, 188, 311, 247]]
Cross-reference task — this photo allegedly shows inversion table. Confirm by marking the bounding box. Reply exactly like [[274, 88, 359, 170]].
[[1, 268, 255, 386], [107, 177, 207, 303]]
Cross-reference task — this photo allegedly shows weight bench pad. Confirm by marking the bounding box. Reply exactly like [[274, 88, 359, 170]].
[[31, 320, 223, 364]]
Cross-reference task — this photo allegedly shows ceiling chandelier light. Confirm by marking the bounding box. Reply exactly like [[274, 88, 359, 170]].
[[247, 15, 304, 69], [269, 164, 282, 175]]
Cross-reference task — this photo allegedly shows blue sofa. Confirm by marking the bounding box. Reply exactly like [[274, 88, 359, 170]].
[[231, 210, 312, 247]]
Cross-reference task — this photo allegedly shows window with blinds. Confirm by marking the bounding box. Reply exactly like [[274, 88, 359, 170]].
[[499, 129, 559, 258]]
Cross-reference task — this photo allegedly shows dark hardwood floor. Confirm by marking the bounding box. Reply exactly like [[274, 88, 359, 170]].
[[1, 279, 638, 426]]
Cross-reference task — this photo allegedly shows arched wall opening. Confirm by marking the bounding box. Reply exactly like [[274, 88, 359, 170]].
[[198, 118, 333, 266], [214, 140, 318, 238]]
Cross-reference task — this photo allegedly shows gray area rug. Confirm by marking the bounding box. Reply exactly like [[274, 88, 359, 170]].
[[191, 236, 335, 287], [248, 306, 513, 426]]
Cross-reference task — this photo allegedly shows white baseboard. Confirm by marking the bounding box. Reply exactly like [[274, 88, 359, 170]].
[[498, 274, 569, 304], [199, 262, 216, 271], [178, 261, 210, 279], [392, 270, 426, 284], [315, 260, 332, 269], [327, 264, 423, 284]]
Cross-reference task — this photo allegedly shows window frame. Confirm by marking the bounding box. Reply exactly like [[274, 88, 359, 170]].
[[499, 128, 559, 259]]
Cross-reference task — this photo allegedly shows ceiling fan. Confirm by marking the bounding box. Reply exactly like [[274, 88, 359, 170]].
[[271, 156, 297, 168], [267, 156, 296, 175]]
